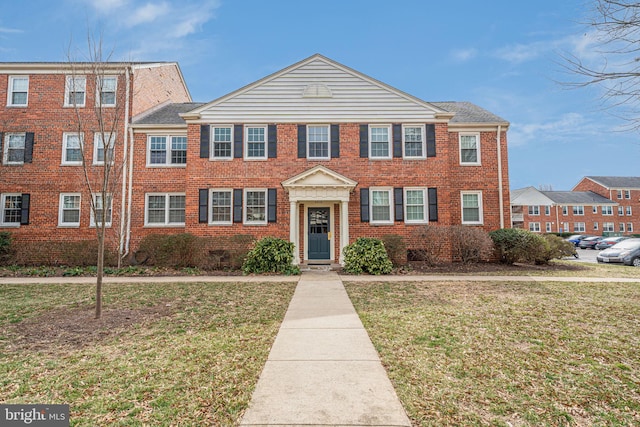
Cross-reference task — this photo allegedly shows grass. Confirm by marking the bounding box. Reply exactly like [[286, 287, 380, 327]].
[[345, 280, 640, 426], [0, 281, 296, 426]]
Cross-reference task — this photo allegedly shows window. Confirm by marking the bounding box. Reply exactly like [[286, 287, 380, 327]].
[[244, 189, 267, 224], [404, 188, 427, 223], [90, 193, 112, 227], [7, 76, 29, 106], [627, 206, 632, 216], [545, 222, 552, 232], [94, 132, 114, 165], [528, 205, 540, 215], [3, 133, 26, 165], [461, 191, 483, 224], [619, 223, 626, 232], [147, 135, 187, 166], [210, 190, 232, 224], [529, 222, 540, 232], [617, 190, 623, 199], [618, 206, 624, 216], [308, 125, 330, 159], [97, 76, 117, 107], [65, 76, 86, 107], [62, 133, 83, 165], [369, 188, 393, 224], [212, 126, 233, 159], [602, 206, 613, 216], [593, 206, 598, 214], [545, 206, 551, 215], [628, 223, 634, 232], [403, 125, 425, 158], [245, 126, 266, 159], [369, 126, 391, 158], [59, 193, 81, 227], [562, 206, 568, 216], [594, 222, 599, 231], [573, 222, 585, 232], [1, 194, 22, 226], [625, 190, 631, 199], [460, 133, 480, 165], [573, 205, 584, 215], [562, 222, 569, 232], [145, 193, 185, 226], [603, 222, 615, 232]]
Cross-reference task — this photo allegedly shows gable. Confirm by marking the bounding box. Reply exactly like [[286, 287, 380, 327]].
[[282, 165, 357, 189]]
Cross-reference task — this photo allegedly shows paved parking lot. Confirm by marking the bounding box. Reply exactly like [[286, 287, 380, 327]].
[[572, 247, 600, 263]]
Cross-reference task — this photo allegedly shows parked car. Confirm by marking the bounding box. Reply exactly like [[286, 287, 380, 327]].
[[566, 234, 592, 246], [597, 238, 640, 266], [578, 236, 604, 249], [594, 236, 630, 250]]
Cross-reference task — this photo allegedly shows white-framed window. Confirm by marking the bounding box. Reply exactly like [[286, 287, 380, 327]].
[[369, 125, 391, 159], [573, 205, 584, 215], [96, 76, 117, 107], [528, 205, 540, 215], [93, 132, 114, 165], [307, 125, 330, 159], [461, 191, 483, 225], [529, 222, 541, 232], [618, 206, 624, 216], [211, 125, 233, 159], [619, 222, 626, 232], [245, 125, 267, 159], [403, 125, 425, 158], [1, 194, 22, 226], [62, 132, 83, 165], [603, 222, 615, 232], [617, 190, 623, 199], [574, 222, 586, 232], [545, 206, 551, 215], [147, 135, 187, 166], [459, 133, 480, 165], [602, 206, 613, 216], [90, 193, 112, 227], [210, 189, 233, 225], [626, 206, 632, 216], [59, 193, 81, 227], [3, 133, 26, 165], [628, 223, 634, 232], [404, 188, 427, 223], [625, 190, 631, 199], [244, 189, 267, 225], [562, 222, 569, 232], [593, 206, 598, 214], [7, 76, 29, 107], [369, 187, 394, 224], [64, 76, 86, 107], [545, 222, 552, 232], [594, 222, 599, 231], [562, 206, 568, 216], [145, 193, 185, 226]]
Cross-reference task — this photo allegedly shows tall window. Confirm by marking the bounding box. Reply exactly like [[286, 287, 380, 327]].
[[594, 222, 599, 231], [619, 223, 626, 232], [59, 193, 81, 227], [65, 76, 86, 107], [562, 206, 568, 216], [461, 191, 483, 224], [403, 125, 425, 158], [625, 190, 631, 199], [62, 133, 83, 165], [308, 125, 329, 159], [370, 188, 393, 224], [145, 194, 185, 226], [97, 76, 117, 107], [1, 194, 22, 226], [148, 135, 187, 166], [369, 126, 391, 158], [3, 133, 26, 165], [90, 194, 112, 227], [626, 206, 632, 216], [404, 188, 427, 223], [94, 132, 114, 165], [7, 76, 29, 106], [593, 206, 598, 214], [460, 133, 480, 164], [546, 222, 552, 232], [617, 190, 623, 199], [618, 206, 624, 215], [545, 206, 551, 215], [245, 126, 266, 159], [628, 223, 634, 232], [244, 189, 266, 224], [212, 126, 233, 159], [210, 190, 232, 224]]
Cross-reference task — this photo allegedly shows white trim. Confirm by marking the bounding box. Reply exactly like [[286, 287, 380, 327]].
[[459, 132, 481, 165], [96, 75, 117, 108], [7, 75, 29, 107], [146, 134, 188, 167], [402, 124, 426, 159], [528, 222, 541, 232], [210, 124, 234, 160], [244, 125, 267, 160], [89, 193, 113, 228], [369, 125, 392, 159], [303, 203, 335, 262], [3, 133, 26, 165], [93, 132, 115, 165], [243, 188, 268, 225], [61, 132, 83, 166], [144, 193, 186, 227], [461, 191, 483, 225], [58, 193, 81, 228], [403, 187, 428, 224], [307, 124, 331, 160], [209, 189, 233, 225], [370, 187, 394, 225], [0, 193, 22, 227], [64, 75, 86, 107]]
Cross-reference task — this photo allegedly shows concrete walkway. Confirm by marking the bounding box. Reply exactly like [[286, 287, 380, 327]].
[[239, 271, 411, 426]]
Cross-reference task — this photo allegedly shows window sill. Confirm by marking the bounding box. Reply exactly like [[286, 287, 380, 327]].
[[58, 224, 80, 228], [145, 164, 187, 168], [0, 223, 20, 228], [144, 224, 186, 228]]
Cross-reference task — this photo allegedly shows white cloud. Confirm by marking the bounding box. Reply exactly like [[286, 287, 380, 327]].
[[450, 48, 477, 63], [85, 0, 128, 13], [0, 27, 22, 34], [508, 112, 601, 147], [126, 2, 170, 27]]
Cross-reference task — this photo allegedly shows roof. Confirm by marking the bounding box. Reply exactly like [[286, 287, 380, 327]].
[[583, 176, 640, 189], [133, 102, 206, 125], [0, 62, 176, 73], [540, 190, 616, 205], [431, 101, 508, 124]]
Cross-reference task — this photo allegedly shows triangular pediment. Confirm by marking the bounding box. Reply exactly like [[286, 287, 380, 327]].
[[282, 165, 357, 189]]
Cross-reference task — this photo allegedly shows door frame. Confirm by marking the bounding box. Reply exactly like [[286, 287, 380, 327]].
[[303, 203, 334, 262]]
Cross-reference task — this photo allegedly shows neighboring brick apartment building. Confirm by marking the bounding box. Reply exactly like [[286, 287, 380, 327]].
[[2, 54, 511, 265], [511, 176, 640, 235]]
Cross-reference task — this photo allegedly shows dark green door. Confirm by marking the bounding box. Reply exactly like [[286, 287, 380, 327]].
[[308, 207, 330, 260]]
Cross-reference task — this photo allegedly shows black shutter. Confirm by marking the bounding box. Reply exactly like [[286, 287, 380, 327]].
[[359, 125, 368, 158], [297, 124, 306, 158], [394, 188, 404, 221], [20, 194, 30, 225], [233, 125, 243, 158], [24, 132, 34, 163], [268, 188, 277, 222], [426, 124, 436, 157], [0, 132, 3, 164], [331, 124, 340, 158], [360, 188, 369, 222], [233, 189, 243, 223], [392, 124, 402, 158], [428, 187, 438, 222], [198, 189, 208, 223], [268, 125, 277, 158], [200, 125, 210, 158]]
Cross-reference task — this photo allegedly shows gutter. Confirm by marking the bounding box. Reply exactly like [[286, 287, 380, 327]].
[[497, 125, 505, 228], [120, 66, 131, 260]]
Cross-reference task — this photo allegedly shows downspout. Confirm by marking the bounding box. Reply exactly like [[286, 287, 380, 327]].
[[555, 206, 560, 233], [497, 125, 505, 228], [120, 66, 131, 260], [125, 125, 134, 258]]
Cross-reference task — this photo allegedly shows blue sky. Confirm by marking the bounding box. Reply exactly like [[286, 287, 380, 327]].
[[1, 0, 638, 190]]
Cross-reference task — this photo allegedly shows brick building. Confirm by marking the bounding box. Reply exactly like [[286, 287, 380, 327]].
[[2, 54, 511, 265]]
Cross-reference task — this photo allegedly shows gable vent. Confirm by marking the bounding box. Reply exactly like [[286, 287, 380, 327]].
[[302, 83, 333, 98]]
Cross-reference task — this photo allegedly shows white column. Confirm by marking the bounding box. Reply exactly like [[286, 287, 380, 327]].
[[290, 201, 300, 265], [339, 200, 349, 265]]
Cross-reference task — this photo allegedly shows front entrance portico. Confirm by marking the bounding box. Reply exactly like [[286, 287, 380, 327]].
[[282, 165, 357, 265]]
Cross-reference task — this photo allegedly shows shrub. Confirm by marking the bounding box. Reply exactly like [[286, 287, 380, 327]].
[[11, 240, 118, 267], [449, 225, 494, 263], [410, 225, 450, 266], [489, 228, 548, 265], [136, 233, 205, 268], [343, 237, 393, 275], [380, 234, 407, 267], [537, 234, 576, 264], [0, 232, 12, 265], [242, 237, 299, 275]]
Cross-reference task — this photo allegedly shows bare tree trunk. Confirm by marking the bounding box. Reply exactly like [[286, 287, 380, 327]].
[[96, 231, 104, 319]]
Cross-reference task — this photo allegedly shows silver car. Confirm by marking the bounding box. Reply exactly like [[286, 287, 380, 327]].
[[596, 238, 640, 267]]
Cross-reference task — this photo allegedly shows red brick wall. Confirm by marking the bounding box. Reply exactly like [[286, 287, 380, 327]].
[[132, 64, 191, 116]]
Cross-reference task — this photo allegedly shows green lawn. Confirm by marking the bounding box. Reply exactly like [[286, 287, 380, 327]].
[[345, 280, 640, 426], [0, 281, 296, 426]]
